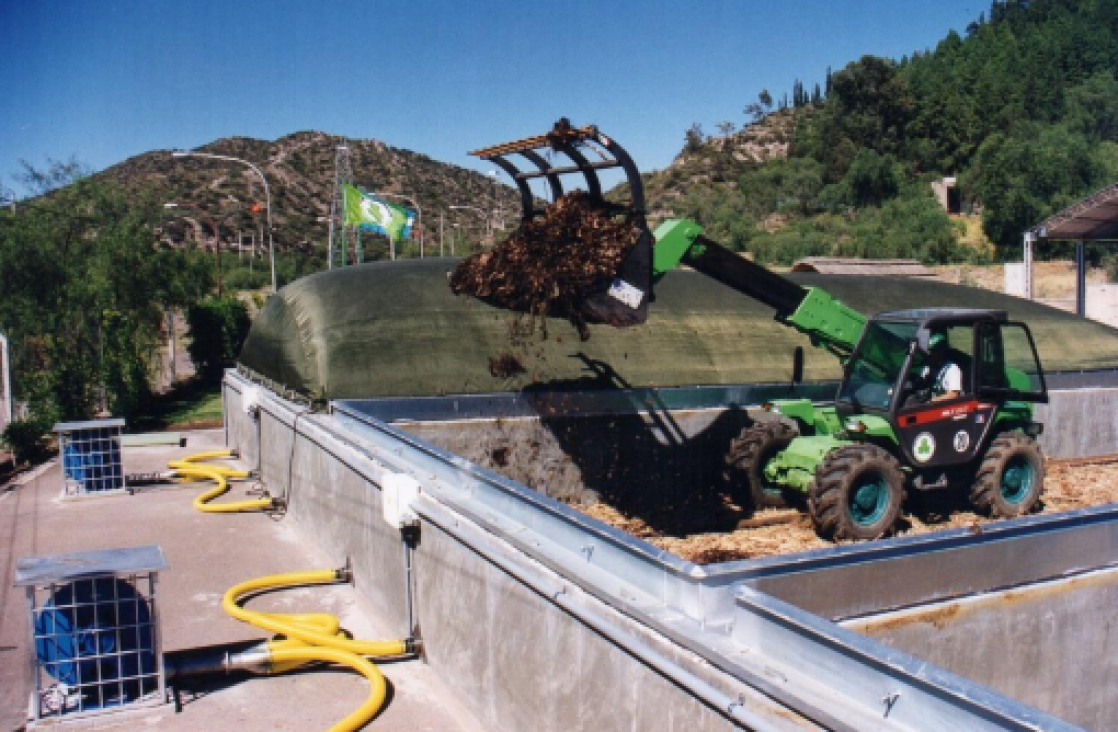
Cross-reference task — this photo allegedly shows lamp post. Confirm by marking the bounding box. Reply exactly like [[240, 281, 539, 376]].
[[164, 202, 222, 296], [0, 330, 12, 430], [172, 150, 276, 293], [449, 205, 491, 248], [377, 192, 424, 259], [487, 170, 504, 231]]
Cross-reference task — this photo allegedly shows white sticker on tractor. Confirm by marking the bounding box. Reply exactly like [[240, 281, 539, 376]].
[[607, 278, 644, 309], [953, 430, 971, 453], [914, 432, 936, 463]]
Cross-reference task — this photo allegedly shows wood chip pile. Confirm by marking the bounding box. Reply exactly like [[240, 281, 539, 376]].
[[579, 457, 1118, 564], [449, 191, 642, 337]]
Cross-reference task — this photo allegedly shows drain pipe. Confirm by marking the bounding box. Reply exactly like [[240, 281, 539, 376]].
[[415, 497, 790, 732]]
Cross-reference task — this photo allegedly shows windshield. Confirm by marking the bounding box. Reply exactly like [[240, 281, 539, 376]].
[[839, 321, 918, 410]]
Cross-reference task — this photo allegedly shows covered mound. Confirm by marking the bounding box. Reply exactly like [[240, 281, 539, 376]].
[[239, 258, 1118, 400]]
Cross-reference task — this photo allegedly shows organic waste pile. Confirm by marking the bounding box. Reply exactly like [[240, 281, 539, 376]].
[[580, 456, 1118, 564], [449, 191, 642, 338]]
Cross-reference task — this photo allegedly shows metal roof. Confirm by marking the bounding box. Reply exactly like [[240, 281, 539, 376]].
[[790, 258, 936, 277], [1031, 182, 1118, 241]]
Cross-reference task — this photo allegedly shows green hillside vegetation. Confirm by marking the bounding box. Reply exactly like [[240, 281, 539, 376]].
[[655, 0, 1118, 264]]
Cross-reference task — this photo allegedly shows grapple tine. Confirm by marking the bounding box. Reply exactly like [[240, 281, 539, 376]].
[[461, 118, 654, 328]]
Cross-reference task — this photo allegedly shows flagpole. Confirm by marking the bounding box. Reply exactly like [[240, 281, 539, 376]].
[[377, 192, 422, 259]]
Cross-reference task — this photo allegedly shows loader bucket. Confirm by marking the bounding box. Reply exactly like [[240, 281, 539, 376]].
[[465, 118, 653, 327]]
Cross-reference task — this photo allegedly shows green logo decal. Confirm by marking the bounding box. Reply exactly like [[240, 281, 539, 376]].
[[914, 432, 936, 463]]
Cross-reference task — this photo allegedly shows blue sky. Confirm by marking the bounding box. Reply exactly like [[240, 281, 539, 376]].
[[0, 0, 982, 197]]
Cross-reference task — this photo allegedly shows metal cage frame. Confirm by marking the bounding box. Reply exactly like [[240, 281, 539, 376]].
[[15, 546, 167, 725]]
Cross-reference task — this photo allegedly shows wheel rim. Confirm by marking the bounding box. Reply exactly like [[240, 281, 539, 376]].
[[849, 474, 890, 527], [1001, 455, 1035, 505]]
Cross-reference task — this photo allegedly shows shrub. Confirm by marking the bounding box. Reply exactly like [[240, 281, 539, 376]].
[[2, 415, 55, 465], [186, 297, 251, 381]]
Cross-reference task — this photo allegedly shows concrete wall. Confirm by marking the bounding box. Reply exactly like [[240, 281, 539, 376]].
[[844, 567, 1118, 730], [400, 408, 753, 508], [393, 388, 1118, 512], [223, 377, 806, 732], [227, 373, 1098, 730], [1036, 387, 1118, 458]]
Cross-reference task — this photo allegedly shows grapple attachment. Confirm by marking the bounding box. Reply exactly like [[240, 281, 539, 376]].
[[468, 118, 653, 327]]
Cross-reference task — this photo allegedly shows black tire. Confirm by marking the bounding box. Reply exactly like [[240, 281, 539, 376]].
[[725, 421, 798, 509], [970, 432, 1045, 518], [808, 444, 905, 541]]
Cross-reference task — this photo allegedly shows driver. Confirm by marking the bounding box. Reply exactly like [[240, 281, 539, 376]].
[[922, 332, 963, 402]]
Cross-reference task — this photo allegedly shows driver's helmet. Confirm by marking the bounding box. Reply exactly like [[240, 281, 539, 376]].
[[928, 332, 948, 350]]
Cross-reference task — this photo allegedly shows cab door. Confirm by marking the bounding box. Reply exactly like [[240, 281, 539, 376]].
[[975, 321, 1048, 403]]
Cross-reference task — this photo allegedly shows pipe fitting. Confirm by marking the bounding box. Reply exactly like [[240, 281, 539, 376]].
[[164, 641, 271, 679], [225, 644, 272, 675]]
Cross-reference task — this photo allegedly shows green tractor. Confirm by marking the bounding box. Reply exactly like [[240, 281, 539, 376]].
[[467, 121, 1049, 542], [654, 218, 1049, 541]]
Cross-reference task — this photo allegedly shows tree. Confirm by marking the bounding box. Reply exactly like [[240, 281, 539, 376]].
[[1065, 71, 1118, 142], [0, 161, 213, 432], [716, 121, 736, 137], [845, 149, 900, 208], [963, 123, 1103, 251], [684, 123, 705, 153]]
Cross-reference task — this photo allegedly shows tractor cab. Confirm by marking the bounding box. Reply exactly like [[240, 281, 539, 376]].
[[838, 308, 1047, 470]]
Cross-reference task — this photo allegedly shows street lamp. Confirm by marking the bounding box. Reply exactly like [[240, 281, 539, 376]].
[[0, 330, 12, 429], [487, 170, 504, 231], [171, 150, 276, 293], [449, 205, 491, 248], [164, 202, 222, 296], [377, 192, 424, 259]]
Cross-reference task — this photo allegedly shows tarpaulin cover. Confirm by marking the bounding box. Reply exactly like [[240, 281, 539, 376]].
[[238, 258, 1118, 400]]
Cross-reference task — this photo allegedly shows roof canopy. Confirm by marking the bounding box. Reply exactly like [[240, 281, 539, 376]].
[[1032, 182, 1118, 241]]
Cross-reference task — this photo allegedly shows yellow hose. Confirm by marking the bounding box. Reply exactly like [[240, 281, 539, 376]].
[[223, 571, 408, 657], [168, 450, 271, 513], [265, 645, 387, 731], [174, 466, 274, 513], [169, 449, 250, 478], [223, 571, 410, 732]]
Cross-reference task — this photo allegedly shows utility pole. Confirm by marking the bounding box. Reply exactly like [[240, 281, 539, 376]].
[[328, 144, 352, 269]]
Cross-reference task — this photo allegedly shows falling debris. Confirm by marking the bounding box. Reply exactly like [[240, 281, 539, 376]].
[[488, 353, 527, 378], [449, 191, 643, 339]]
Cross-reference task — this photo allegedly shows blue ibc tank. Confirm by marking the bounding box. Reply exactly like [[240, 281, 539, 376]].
[[34, 577, 155, 705], [62, 428, 123, 492]]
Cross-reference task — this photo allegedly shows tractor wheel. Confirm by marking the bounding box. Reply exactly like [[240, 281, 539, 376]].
[[725, 421, 798, 509], [809, 444, 905, 541], [969, 432, 1045, 518]]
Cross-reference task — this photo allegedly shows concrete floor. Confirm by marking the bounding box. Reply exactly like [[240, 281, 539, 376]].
[[0, 429, 483, 732]]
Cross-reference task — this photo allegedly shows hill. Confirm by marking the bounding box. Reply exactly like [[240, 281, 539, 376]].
[[639, 0, 1118, 265], [96, 130, 520, 254]]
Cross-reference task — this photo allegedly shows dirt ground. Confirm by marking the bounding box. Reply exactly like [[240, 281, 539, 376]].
[[930, 260, 1110, 299], [578, 457, 1118, 564]]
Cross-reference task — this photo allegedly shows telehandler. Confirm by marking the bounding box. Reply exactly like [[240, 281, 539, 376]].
[[467, 120, 1048, 541]]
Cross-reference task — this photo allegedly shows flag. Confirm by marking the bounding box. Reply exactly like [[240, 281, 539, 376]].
[[343, 184, 415, 240]]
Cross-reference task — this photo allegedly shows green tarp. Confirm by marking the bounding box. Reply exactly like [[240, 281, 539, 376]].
[[239, 258, 1118, 400]]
